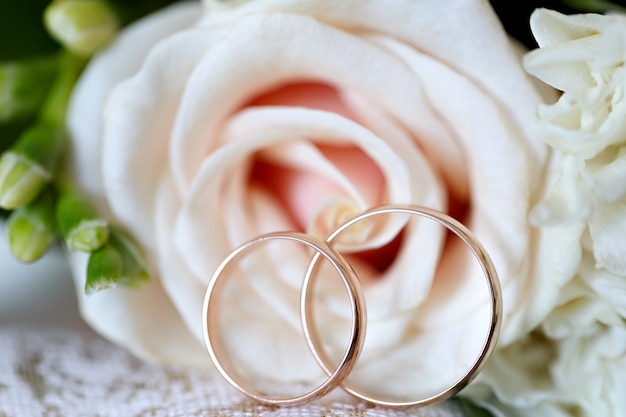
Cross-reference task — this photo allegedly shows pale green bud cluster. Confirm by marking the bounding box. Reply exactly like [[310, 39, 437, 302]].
[[0, 2, 149, 294]]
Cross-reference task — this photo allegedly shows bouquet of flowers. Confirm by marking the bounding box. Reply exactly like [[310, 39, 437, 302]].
[[1, 0, 625, 416]]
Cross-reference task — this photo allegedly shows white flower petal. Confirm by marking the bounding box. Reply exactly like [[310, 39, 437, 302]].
[[530, 155, 594, 225], [523, 37, 598, 94], [589, 199, 626, 275], [581, 256, 626, 319], [586, 146, 626, 202], [529, 8, 608, 48]]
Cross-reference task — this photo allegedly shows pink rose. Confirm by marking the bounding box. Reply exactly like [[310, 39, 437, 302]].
[[65, 0, 579, 401]]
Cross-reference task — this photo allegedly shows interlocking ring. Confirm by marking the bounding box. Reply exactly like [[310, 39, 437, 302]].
[[202, 232, 366, 407], [202, 205, 502, 409], [302, 205, 502, 408]]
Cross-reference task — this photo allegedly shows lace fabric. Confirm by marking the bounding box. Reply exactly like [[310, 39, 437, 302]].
[[0, 235, 465, 417], [0, 325, 466, 417]]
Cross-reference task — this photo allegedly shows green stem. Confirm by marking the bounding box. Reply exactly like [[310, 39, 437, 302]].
[[39, 50, 86, 125], [0, 53, 59, 123]]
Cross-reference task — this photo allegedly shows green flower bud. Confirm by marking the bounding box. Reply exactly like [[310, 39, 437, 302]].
[[44, 0, 119, 57], [111, 229, 150, 289], [85, 228, 149, 295], [7, 188, 57, 263], [0, 152, 49, 210], [0, 123, 66, 209], [0, 55, 58, 123], [56, 186, 109, 252], [85, 240, 121, 295]]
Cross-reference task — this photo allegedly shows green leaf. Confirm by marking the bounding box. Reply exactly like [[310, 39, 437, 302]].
[[7, 187, 57, 263], [457, 398, 496, 417]]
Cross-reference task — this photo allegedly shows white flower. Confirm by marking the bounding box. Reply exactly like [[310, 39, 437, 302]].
[[484, 7, 626, 417], [472, 253, 626, 417], [524, 8, 626, 275], [65, 0, 578, 405]]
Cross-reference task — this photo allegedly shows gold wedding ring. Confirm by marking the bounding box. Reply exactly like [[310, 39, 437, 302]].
[[202, 232, 366, 407], [302, 205, 503, 408], [202, 205, 502, 408]]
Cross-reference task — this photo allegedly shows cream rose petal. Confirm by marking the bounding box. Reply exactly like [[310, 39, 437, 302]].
[[216, 187, 329, 381], [366, 35, 569, 341], [101, 30, 219, 249], [64, 1, 216, 365], [174, 108, 440, 284], [68, 252, 209, 367], [169, 12, 432, 193], [203, 0, 537, 123], [67, 1, 202, 214]]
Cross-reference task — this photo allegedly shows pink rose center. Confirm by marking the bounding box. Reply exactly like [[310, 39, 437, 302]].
[[245, 82, 397, 272]]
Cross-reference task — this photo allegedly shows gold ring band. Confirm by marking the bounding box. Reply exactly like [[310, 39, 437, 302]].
[[202, 205, 502, 409], [302, 204, 503, 408], [202, 231, 367, 407]]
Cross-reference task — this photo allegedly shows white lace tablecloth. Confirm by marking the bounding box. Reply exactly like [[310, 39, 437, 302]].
[[0, 237, 465, 417]]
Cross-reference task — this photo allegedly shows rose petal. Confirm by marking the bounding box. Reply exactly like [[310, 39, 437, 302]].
[[203, 0, 535, 123], [68, 251, 209, 367], [101, 24, 216, 249], [368, 35, 567, 342], [174, 107, 441, 284], [169, 12, 431, 193], [67, 1, 202, 217], [153, 175, 209, 346]]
